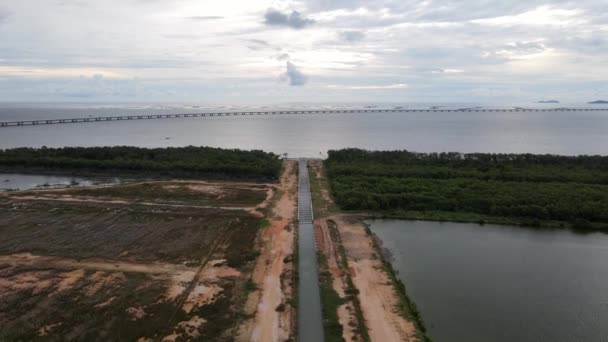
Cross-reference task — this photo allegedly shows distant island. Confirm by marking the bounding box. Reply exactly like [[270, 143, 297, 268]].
[[589, 100, 608, 104], [537, 100, 559, 103]]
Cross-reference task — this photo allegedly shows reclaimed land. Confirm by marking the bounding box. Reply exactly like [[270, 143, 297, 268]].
[[326, 148, 608, 231], [0, 146, 289, 341], [237, 160, 298, 342], [0, 179, 275, 341]]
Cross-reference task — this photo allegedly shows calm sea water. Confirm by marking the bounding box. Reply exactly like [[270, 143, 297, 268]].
[[1, 103, 607, 157], [369, 220, 608, 342]]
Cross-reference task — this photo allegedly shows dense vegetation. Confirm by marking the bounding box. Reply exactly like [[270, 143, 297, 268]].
[[0, 146, 282, 179], [327, 149, 608, 229]]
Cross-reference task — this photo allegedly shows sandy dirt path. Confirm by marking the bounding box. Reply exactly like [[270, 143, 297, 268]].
[[310, 160, 365, 341], [0, 179, 275, 195], [315, 219, 360, 341], [308, 160, 418, 341], [5, 195, 253, 211], [238, 161, 297, 342], [0, 252, 195, 276], [333, 215, 418, 341]]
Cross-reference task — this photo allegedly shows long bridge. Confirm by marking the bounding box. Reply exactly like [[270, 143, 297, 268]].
[[1, 107, 607, 128]]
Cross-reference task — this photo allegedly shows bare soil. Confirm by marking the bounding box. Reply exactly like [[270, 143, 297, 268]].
[[309, 160, 419, 341], [332, 216, 418, 341], [238, 160, 297, 342], [0, 179, 273, 341], [308, 160, 337, 218], [10, 180, 270, 208]]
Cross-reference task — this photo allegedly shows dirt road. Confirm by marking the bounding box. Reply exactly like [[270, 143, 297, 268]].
[[238, 161, 297, 342], [332, 216, 418, 341], [309, 160, 419, 341]]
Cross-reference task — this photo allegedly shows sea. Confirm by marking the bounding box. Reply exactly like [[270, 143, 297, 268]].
[[1, 102, 607, 157]]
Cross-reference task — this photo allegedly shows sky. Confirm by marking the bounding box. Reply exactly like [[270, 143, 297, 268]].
[[0, 0, 606, 103]]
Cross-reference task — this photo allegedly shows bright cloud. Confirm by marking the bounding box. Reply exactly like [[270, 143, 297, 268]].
[[471, 6, 585, 27]]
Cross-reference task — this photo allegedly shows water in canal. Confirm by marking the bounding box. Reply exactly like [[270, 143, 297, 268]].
[[368, 220, 608, 342], [297, 160, 324, 342]]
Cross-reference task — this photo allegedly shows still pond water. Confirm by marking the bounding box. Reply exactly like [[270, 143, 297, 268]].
[[369, 220, 608, 342]]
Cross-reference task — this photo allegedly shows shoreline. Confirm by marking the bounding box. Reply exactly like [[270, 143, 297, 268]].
[[363, 221, 431, 341], [363, 211, 608, 233]]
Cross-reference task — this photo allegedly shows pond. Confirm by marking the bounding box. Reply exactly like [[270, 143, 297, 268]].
[[368, 220, 608, 342]]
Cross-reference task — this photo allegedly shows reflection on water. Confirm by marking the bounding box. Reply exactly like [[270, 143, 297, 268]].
[[0, 173, 121, 190], [368, 220, 608, 342]]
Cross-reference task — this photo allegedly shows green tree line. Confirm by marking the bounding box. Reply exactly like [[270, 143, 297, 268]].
[[0, 146, 282, 179], [326, 149, 608, 228]]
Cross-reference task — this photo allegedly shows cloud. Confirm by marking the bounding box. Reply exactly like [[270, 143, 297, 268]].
[[243, 39, 282, 51], [431, 69, 465, 74], [248, 39, 270, 46], [276, 53, 290, 61], [471, 6, 584, 27], [285, 62, 307, 86], [0, 8, 10, 24], [0, 0, 606, 102], [163, 34, 203, 40], [0, 74, 137, 101], [502, 41, 547, 54], [480, 41, 550, 61], [339, 30, 365, 42], [184, 16, 223, 21], [327, 83, 407, 90], [0, 65, 125, 78], [264, 8, 314, 29]]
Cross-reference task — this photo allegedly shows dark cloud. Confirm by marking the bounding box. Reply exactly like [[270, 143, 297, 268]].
[[476, 41, 549, 62], [244, 39, 279, 51], [163, 34, 203, 39], [247, 39, 271, 46], [184, 16, 223, 21], [276, 53, 290, 61], [502, 41, 546, 54], [0, 8, 11, 24], [264, 8, 314, 29], [285, 62, 307, 86], [339, 30, 365, 42]]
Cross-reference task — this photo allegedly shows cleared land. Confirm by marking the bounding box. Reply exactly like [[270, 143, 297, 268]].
[[0, 179, 274, 341], [238, 160, 297, 342]]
